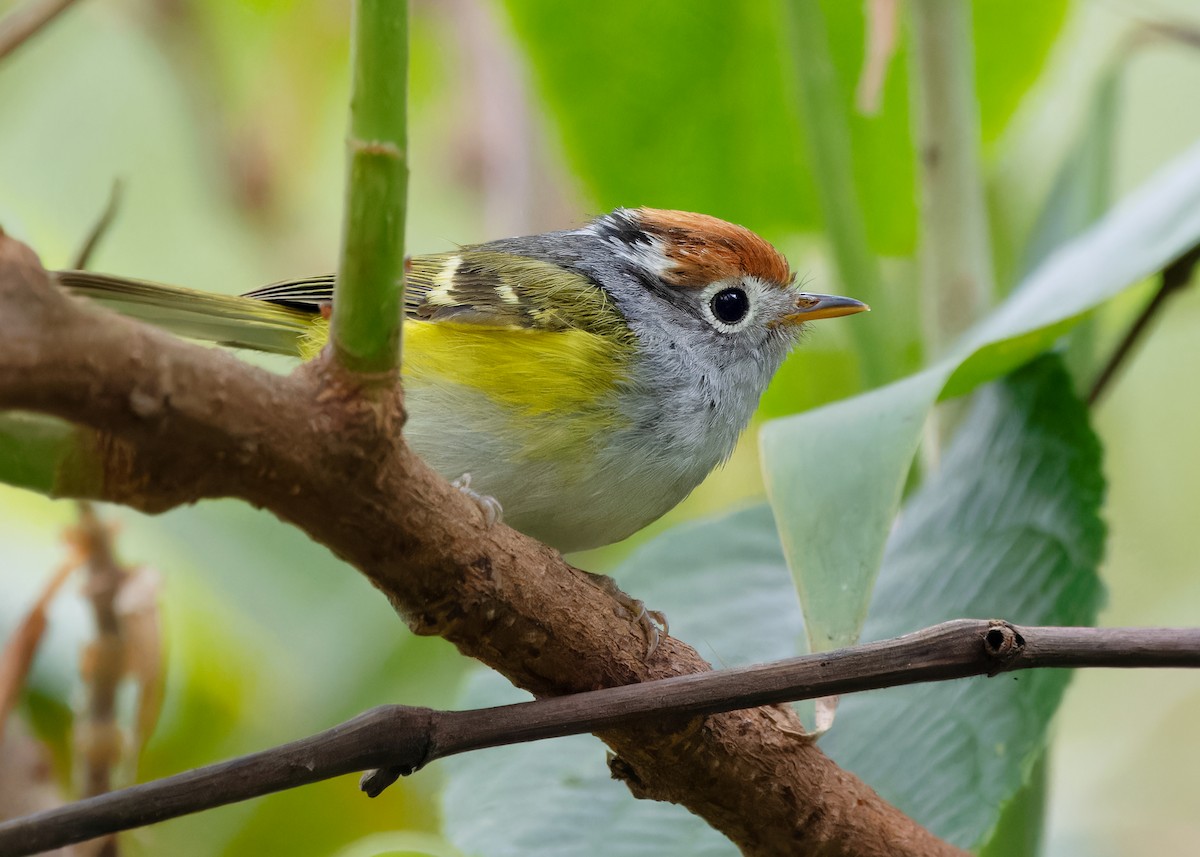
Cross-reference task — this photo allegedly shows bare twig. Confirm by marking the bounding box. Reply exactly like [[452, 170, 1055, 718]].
[[0, 0, 82, 62], [72, 180, 124, 271], [1088, 242, 1200, 405], [0, 620, 1196, 856]]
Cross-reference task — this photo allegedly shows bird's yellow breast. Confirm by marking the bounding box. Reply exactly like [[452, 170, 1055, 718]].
[[299, 316, 630, 417]]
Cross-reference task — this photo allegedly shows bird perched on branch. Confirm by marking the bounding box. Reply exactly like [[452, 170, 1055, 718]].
[[58, 208, 866, 553]]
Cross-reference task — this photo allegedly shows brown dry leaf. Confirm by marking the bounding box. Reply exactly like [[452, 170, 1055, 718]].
[[0, 554, 81, 736]]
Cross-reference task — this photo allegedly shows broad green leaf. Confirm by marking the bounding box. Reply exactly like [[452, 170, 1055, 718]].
[[442, 355, 1103, 855], [971, 3, 1069, 144], [504, 1, 816, 239], [762, 136, 1200, 654], [820, 355, 1105, 849], [765, 370, 936, 653], [443, 723, 735, 857], [978, 753, 1048, 857], [503, 0, 1065, 254]]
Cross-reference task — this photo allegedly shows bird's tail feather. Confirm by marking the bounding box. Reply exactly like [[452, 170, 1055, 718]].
[[55, 270, 314, 357]]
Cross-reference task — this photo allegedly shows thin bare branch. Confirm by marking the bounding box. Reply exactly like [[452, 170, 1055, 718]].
[[1088, 242, 1200, 405], [72, 180, 124, 271], [1, 620, 1197, 856]]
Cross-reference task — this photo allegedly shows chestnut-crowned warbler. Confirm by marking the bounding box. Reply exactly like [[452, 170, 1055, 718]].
[[58, 208, 866, 552]]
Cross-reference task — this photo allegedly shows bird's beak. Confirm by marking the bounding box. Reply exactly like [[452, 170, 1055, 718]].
[[781, 293, 870, 325]]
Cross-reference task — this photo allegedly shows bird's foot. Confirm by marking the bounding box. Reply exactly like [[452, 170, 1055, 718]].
[[582, 570, 669, 658], [452, 473, 503, 527]]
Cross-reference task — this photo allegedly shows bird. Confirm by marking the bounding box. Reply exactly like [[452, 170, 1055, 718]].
[[57, 207, 866, 554]]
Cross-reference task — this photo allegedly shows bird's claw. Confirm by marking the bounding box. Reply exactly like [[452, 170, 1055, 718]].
[[582, 570, 669, 658], [631, 603, 670, 658], [452, 473, 503, 527]]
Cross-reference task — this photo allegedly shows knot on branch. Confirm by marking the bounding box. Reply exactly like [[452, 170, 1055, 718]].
[[300, 349, 406, 441], [607, 752, 649, 796], [981, 620, 1025, 676]]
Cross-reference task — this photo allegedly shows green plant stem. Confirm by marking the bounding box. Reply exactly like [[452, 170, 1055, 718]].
[[0, 413, 100, 496], [783, 0, 889, 389], [909, 0, 994, 356], [332, 0, 409, 376]]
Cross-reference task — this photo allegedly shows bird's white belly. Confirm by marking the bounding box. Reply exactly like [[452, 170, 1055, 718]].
[[403, 381, 716, 553]]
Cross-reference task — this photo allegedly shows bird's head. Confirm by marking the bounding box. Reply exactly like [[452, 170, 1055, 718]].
[[582, 207, 867, 373]]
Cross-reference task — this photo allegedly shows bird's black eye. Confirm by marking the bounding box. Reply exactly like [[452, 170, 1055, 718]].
[[710, 287, 750, 325]]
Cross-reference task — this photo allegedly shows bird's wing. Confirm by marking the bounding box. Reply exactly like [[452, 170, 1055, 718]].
[[243, 250, 625, 337]]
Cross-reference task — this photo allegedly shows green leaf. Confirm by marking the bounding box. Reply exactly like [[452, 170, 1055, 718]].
[[821, 355, 1105, 848], [504, 1, 813, 237], [761, 136, 1200, 654], [972, 1, 1069, 144], [443, 724, 737, 857], [978, 752, 1048, 857], [503, 0, 1064, 255], [442, 355, 1103, 855]]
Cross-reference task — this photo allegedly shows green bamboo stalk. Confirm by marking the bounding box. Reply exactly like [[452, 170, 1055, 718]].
[[908, 0, 994, 357], [782, 0, 890, 389], [332, 0, 410, 376]]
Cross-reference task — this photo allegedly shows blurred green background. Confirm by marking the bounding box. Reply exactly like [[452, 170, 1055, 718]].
[[1, 0, 1199, 854]]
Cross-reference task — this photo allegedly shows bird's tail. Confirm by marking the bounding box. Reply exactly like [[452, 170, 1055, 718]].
[[55, 270, 315, 357]]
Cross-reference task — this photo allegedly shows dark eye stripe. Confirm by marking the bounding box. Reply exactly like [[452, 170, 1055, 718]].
[[710, 287, 750, 325]]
